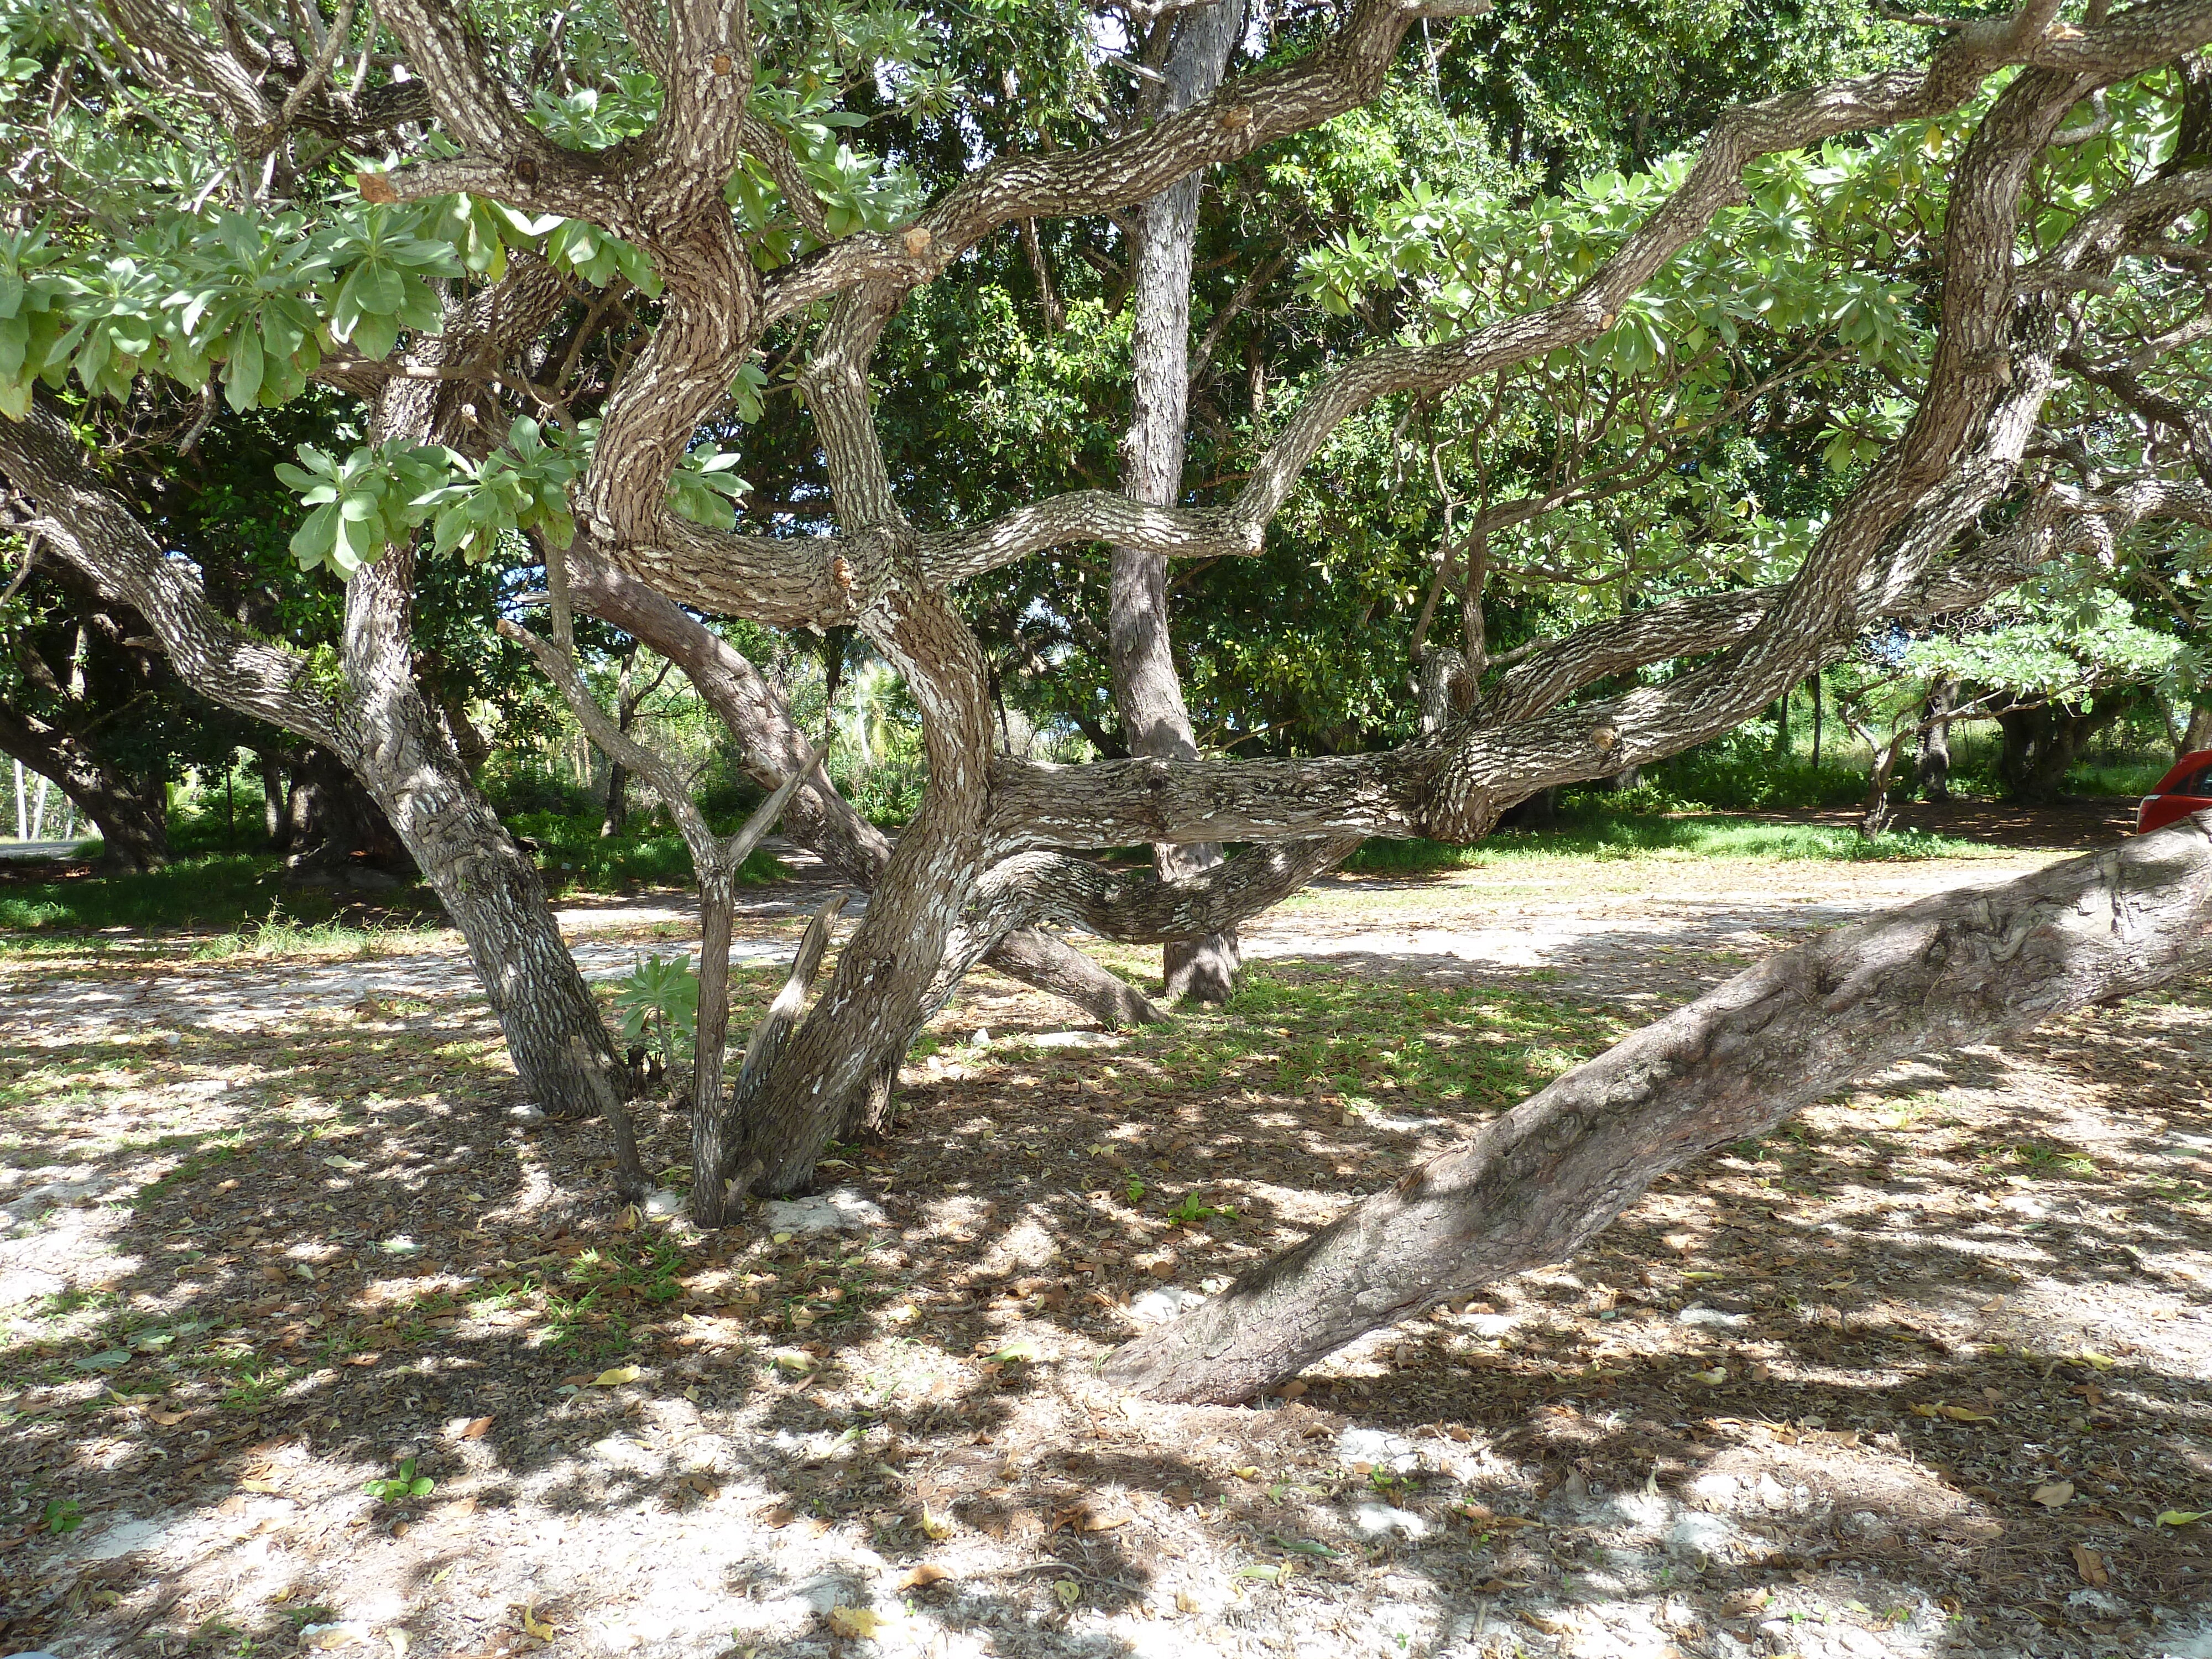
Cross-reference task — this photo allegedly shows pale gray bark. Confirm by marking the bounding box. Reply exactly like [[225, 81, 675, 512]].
[[1106, 811, 2212, 1402], [1919, 678, 1958, 801], [1109, 0, 1245, 1003]]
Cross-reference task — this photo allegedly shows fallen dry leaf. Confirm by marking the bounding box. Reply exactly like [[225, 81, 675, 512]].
[[896, 1564, 948, 1591], [826, 1606, 886, 1638], [148, 1408, 187, 1426], [1519, 1610, 1575, 1635], [2071, 1544, 2108, 1587], [2032, 1480, 2074, 1508], [591, 1365, 641, 1386], [461, 1417, 494, 1439]]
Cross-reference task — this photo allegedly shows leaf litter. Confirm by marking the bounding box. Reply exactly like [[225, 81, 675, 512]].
[[0, 843, 2206, 1656]]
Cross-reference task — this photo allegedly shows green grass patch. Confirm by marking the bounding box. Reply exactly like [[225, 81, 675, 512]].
[[1119, 966, 1626, 1113], [1345, 812, 1995, 875], [507, 811, 786, 893], [0, 853, 444, 943]]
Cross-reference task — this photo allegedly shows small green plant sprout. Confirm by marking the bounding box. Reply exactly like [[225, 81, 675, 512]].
[[1124, 1176, 1146, 1205], [612, 953, 699, 1068], [1164, 1193, 1233, 1226], [41, 1496, 82, 1533], [363, 1458, 435, 1503]]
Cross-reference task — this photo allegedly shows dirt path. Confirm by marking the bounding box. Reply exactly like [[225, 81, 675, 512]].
[[4, 845, 2210, 1659]]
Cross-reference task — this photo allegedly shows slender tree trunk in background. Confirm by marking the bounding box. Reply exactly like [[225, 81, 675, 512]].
[[1107, 815, 2212, 1402], [1918, 677, 1956, 801], [602, 759, 629, 837], [1772, 686, 1790, 757], [1108, 0, 1245, 1005], [602, 648, 634, 837], [1811, 671, 1824, 769], [261, 754, 290, 848]]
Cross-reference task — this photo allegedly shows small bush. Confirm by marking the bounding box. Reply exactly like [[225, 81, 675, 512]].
[[482, 756, 599, 818], [507, 811, 784, 893]]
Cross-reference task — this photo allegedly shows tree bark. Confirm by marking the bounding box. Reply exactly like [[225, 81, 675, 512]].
[[0, 394, 627, 1119], [1918, 677, 1957, 800], [1106, 811, 2212, 1402], [566, 550, 1163, 1028], [2180, 697, 2212, 761], [1108, 0, 1245, 1005], [261, 752, 291, 849], [0, 705, 169, 871], [1999, 701, 2122, 802]]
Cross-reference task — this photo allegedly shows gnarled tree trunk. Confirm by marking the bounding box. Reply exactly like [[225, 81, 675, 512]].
[[1108, 0, 1246, 1005], [567, 550, 1162, 1030], [0, 394, 627, 1120], [0, 706, 169, 871], [1107, 812, 2212, 1402]]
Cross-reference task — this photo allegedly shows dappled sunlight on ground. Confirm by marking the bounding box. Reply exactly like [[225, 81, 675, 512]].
[[1, 849, 2208, 1659]]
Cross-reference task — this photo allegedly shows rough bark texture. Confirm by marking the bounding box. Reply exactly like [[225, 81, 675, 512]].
[[1919, 679, 1957, 800], [1106, 811, 2212, 1402], [1108, 0, 1246, 1004]]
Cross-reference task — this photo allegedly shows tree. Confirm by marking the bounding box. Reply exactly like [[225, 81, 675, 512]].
[[1106, 809, 2212, 1401], [0, 523, 289, 868], [2, 0, 2210, 1220], [1109, 0, 1246, 1003]]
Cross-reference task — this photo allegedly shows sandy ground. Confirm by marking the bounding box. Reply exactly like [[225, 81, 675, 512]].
[[3, 842, 2210, 1659]]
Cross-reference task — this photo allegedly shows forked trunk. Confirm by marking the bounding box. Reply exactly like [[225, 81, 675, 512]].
[[1107, 815, 2212, 1402]]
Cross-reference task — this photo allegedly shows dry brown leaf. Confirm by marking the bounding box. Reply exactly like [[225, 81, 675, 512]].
[[896, 1564, 948, 1591], [148, 1408, 187, 1426], [461, 1417, 494, 1440], [2071, 1544, 2108, 1587], [1080, 1509, 1134, 1531], [2032, 1480, 2074, 1508], [240, 1479, 282, 1495], [1519, 1611, 1575, 1635]]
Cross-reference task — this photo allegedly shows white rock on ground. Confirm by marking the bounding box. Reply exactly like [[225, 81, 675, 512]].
[[761, 1186, 887, 1235], [1353, 1502, 1430, 1540]]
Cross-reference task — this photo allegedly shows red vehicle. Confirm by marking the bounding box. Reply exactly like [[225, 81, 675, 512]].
[[2138, 749, 2212, 833]]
